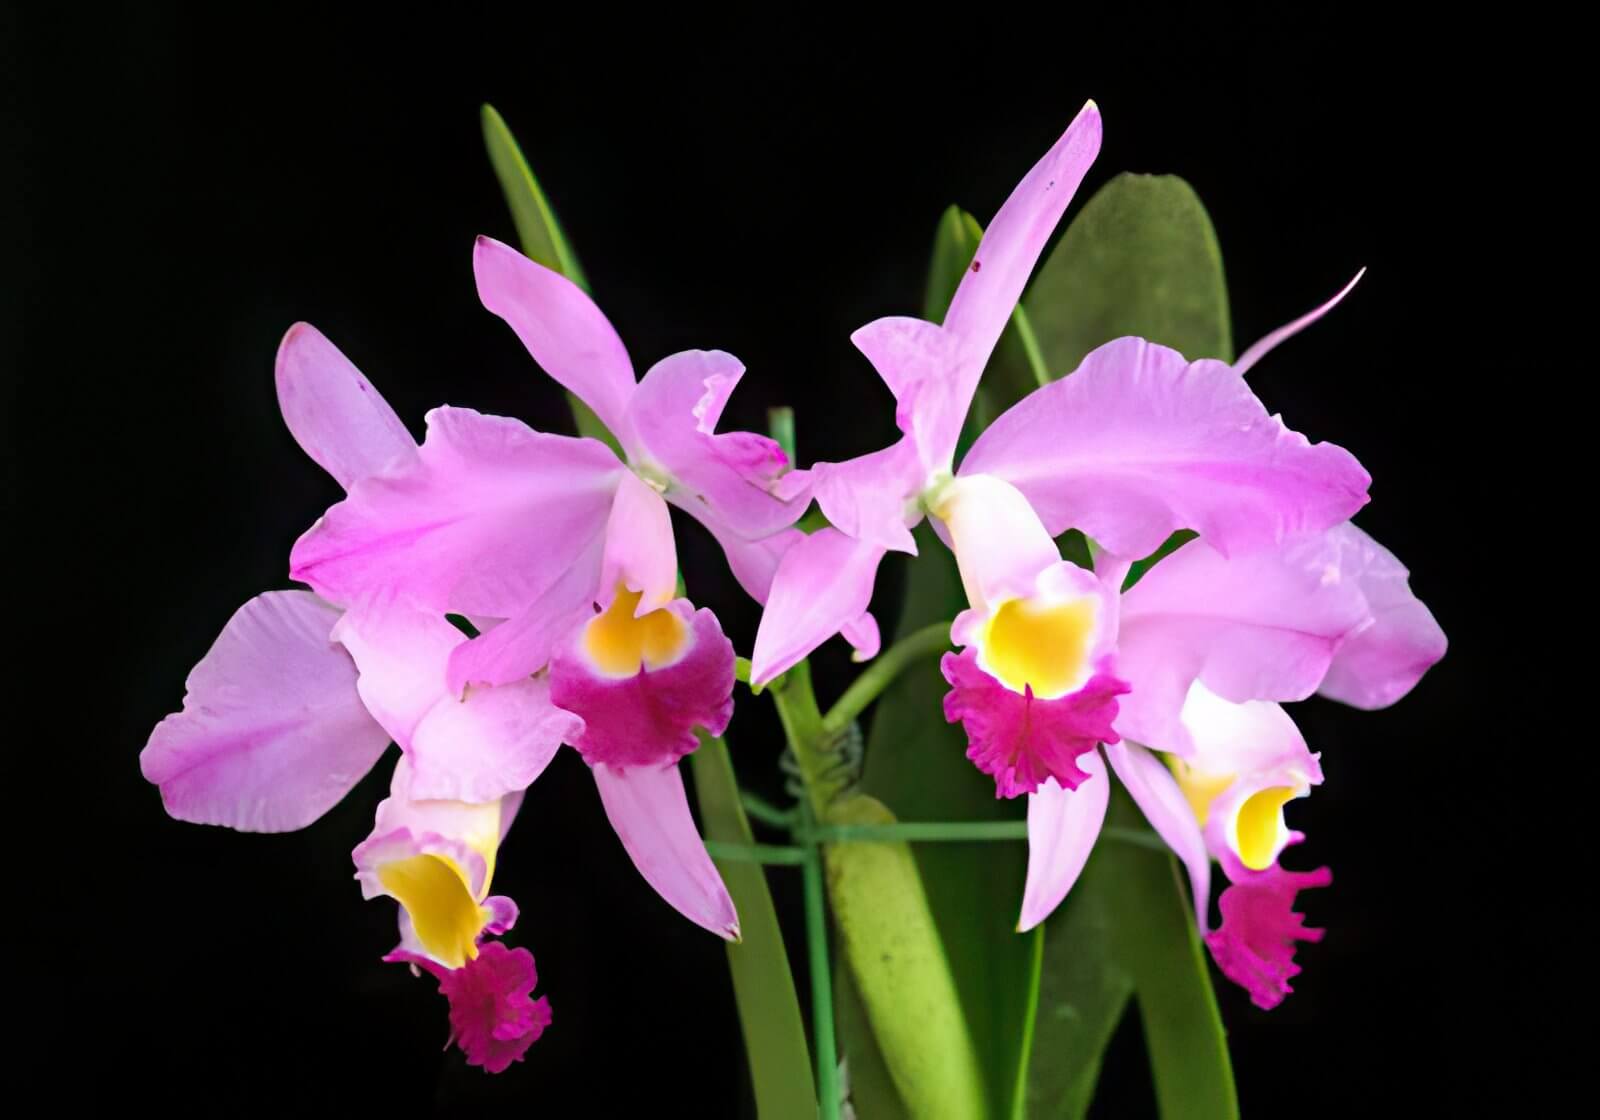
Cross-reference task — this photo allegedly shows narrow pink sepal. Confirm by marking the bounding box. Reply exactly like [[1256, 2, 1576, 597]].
[[750, 527, 889, 684], [550, 605, 734, 769], [384, 942, 552, 1073], [1232, 270, 1366, 379], [1205, 862, 1332, 1010], [591, 761, 741, 940], [1018, 756, 1110, 931], [1103, 740, 1211, 931], [942, 650, 1128, 798]]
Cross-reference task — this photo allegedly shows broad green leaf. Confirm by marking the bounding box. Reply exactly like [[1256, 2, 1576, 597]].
[[481, 103, 624, 458], [1026, 791, 1237, 1119], [1025, 173, 1232, 374], [688, 739, 817, 1119], [1021, 171, 1237, 1118]]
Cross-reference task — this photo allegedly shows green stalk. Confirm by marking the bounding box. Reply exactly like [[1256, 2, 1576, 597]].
[[801, 797, 841, 1120], [821, 621, 952, 734]]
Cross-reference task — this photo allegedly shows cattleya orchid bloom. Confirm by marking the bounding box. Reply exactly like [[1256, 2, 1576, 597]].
[[140, 324, 562, 1056], [1020, 524, 1446, 1006], [289, 237, 815, 938]]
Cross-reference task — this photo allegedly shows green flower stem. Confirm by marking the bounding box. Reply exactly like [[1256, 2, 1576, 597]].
[[800, 795, 842, 1120], [767, 660, 840, 815], [702, 824, 1169, 863], [821, 621, 952, 734], [702, 840, 809, 865], [738, 791, 798, 829]]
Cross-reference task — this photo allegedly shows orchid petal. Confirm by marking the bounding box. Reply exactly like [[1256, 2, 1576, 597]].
[[931, 473, 1064, 614], [749, 527, 889, 684], [1233, 270, 1365, 379], [697, 522, 802, 605], [807, 438, 923, 554], [140, 591, 390, 832], [592, 761, 740, 940], [1018, 754, 1110, 931], [1114, 534, 1368, 755], [274, 323, 417, 490], [1103, 741, 1210, 931], [1318, 523, 1447, 709], [1205, 862, 1331, 1010], [473, 235, 638, 444], [384, 942, 552, 1074], [291, 406, 620, 618], [841, 610, 882, 662], [600, 471, 679, 614], [627, 349, 803, 539], [960, 337, 1370, 559], [333, 603, 581, 803]]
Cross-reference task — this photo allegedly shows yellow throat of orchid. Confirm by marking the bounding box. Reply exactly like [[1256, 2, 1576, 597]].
[[378, 852, 492, 969], [978, 596, 1097, 698], [582, 585, 689, 676], [1169, 757, 1298, 872]]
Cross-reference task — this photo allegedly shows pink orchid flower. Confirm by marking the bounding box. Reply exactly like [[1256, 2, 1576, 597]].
[[289, 238, 815, 939], [141, 325, 564, 1056], [1020, 524, 1446, 1007]]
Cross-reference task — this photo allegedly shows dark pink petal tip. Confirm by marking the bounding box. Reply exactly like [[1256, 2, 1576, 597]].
[[1205, 863, 1332, 1010], [386, 942, 552, 1073], [941, 650, 1128, 799]]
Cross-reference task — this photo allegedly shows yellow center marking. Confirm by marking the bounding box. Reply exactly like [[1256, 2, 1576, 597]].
[[583, 586, 689, 676], [1236, 786, 1295, 871], [979, 596, 1096, 697], [377, 853, 489, 969]]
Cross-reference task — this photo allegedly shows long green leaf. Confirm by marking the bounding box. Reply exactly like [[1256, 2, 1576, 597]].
[[480, 103, 624, 457], [690, 739, 817, 1119], [1020, 172, 1237, 1117]]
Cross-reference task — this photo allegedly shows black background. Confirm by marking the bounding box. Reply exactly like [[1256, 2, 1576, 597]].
[[11, 7, 1539, 1116]]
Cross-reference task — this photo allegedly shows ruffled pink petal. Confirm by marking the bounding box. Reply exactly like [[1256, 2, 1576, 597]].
[[1103, 741, 1211, 931], [960, 337, 1371, 559], [626, 349, 805, 539], [275, 323, 418, 490], [1115, 534, 1369, 756], [333, 604, 581, 803], [749, 527, 889, 684], [599, 471, 679, 614], [474, 235, 638, 446], [140, 591, 390, 832], [1018, 757, 1109, 931], [1204, 862, 1331, 1010], [942, 649, 1128, 798], [1318, 523, 1447, 709], [291, 406, 620, 619], [550, 603, 734, 769], [385, 942, 553, 1074], [592, 761, 740, 940]]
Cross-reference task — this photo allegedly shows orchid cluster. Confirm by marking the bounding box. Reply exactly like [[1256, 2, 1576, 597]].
[[141, 100, 1443, 1096]]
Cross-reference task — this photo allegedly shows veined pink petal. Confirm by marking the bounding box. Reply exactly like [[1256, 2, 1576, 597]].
[[942, 650, 1127, 798], [1103, 741, 1210, 931], [140, 591, 390, 832], [384, 942, 553, 1074], [592, 761, 740, 940], [550, 602, 734, 769], [1233, 270, 1365, 379], [1205, 861, 1331, 1010], [474, 235, 638, 445], [600, 471, 679, 614], [1318, 523, 1447, 709], [333, 603, 581, 803], [1018, 756, 1110, 931], [627, 349, 804, 539], [290, 406, 620, 619], [1114, 534, 1369, 756], [274, 323, 417, 490], [960, 337, 1370, 559], [749, 527, 889, 684]]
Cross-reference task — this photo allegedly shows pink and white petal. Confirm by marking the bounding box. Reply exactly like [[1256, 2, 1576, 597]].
[[960, 337, 1370, 559], [1018, 755, 1110, 932], [808, 439, 924, 555], [275, 323, 417, 490], [446, 532, 604, 692], [600, 471, 679, 613], [474, 235, 638, 444], [933, 473, 1067, 613], [353, 758, 500, 901], [942, 650, 1128, 798], [1233, 270, 1365, 379], [627, 350, 803, 539], [141, 591, 390, 832], [333, 603, 581, 803], [1103, 741, 1211, 931], [551, 603, 734, 770], [1113, 535, 1369, 754], [592, 761, 740, 940], [1182, 684, 1319, 788], [1318, 523, 1447, 709], [749, 528, 889, 684], [291, 406, 620, 618]]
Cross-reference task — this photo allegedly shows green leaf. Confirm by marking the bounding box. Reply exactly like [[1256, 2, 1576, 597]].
[[688, 738, 817, 1119], [835, 961, 909, 1118], [1026, 173, 1232, 373], [1025, 790, 1237, 1119], [481, 103, 624, 458]]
